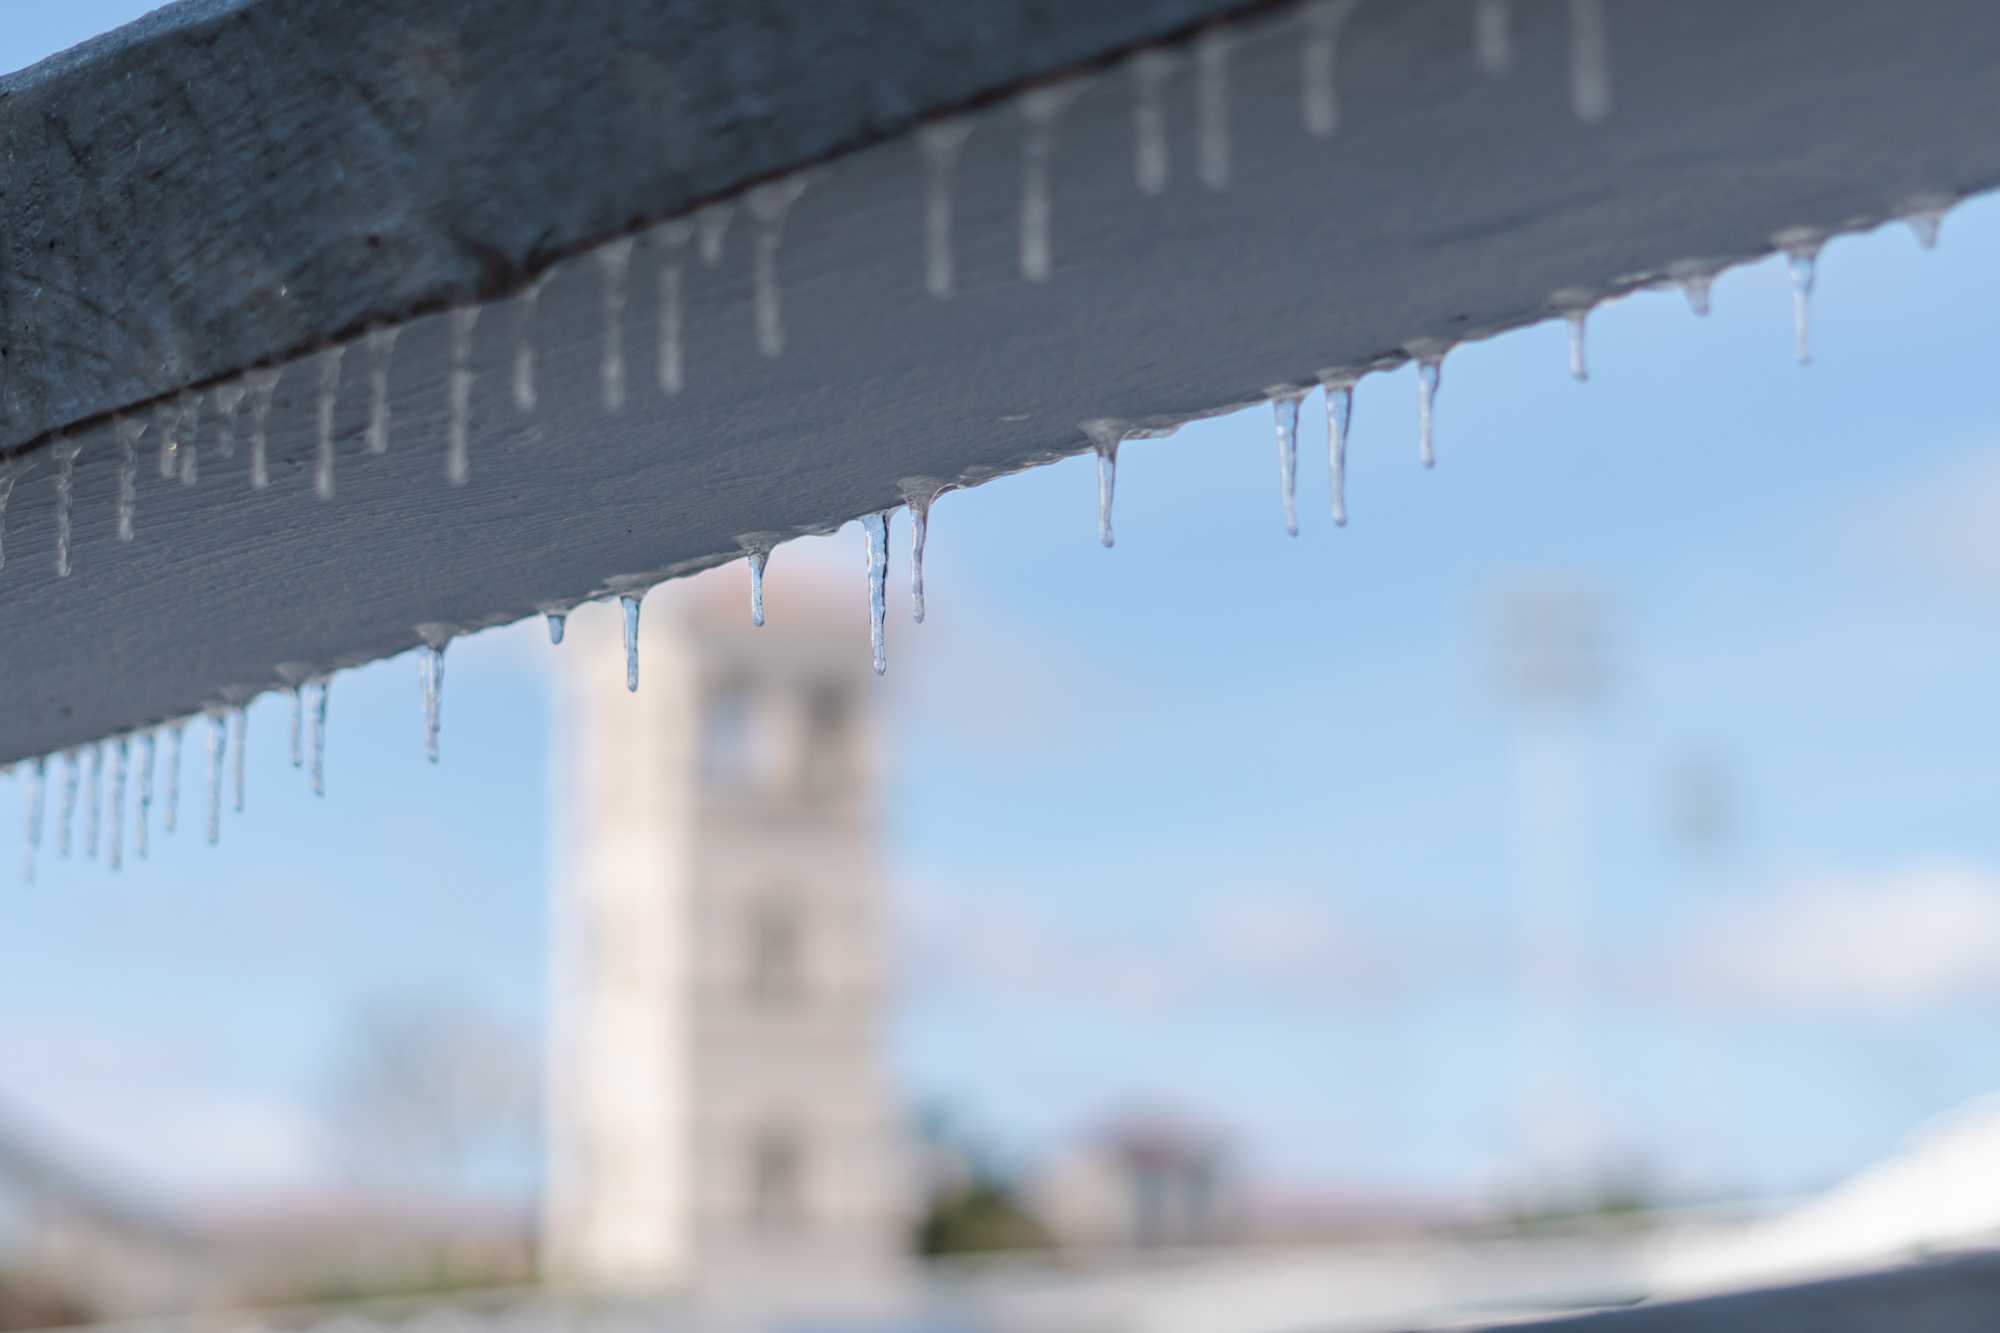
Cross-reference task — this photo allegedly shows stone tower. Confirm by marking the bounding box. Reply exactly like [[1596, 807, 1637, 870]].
[[543, 574, 908, 1305]]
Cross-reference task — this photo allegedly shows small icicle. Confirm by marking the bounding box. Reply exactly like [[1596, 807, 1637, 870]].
[[417, 628, 451, 764], [23, 756, 46, 884], [904, 485, 941, 623], [1269, 389, 1306, 536], [1552, 290, 1595, 382], [1898, 195, 1952, 251], [175, 392, 202, 487], [1019, 85, 1077, 282], [315, 345, 345, 498], [1084, 422, 1123, 548], [288, 687, 304, 768], [1475, 0, 1513, 75], [1568, 0, 1611, 122], [136, 730, 155, 859], [1303, 1, 1361, 137], [447, 307, 481, 484], [0, 458, 18, 571], [749, 177, 810, 358], [697, 203, 733, 267], [862, 511, 891, 676], [52, 436, 81, 578], [747, 549, 770, 627], [597, 238, 636, 410], [1320, 374, 1354, 527], [1195, 29, 1231, 189], [211, 379, 246, 458], [1131, 49, 1176, 195], [230, 704, 248, 815], [114, 415, 146, 541], [57, 749, 79, 858], [620, 593, 644, 693], [246, 366, 282, 489], [155, 401, 179, 480], [163, 720, 184, 834], [308, 678, 329, 798], [546, 610, 568, 645], [513, 274, 550, 413], [1407, 341, 1449, 469], [1679, 273, 1713, 317], [205, 711, 227, 847], [1777, 230, 1822, 366], [108, 737, 128, 872], [921, 121, 974, 297], [365, 324, 400, 453], [655, 222, 693, 394], [85, 742, 103, 860]]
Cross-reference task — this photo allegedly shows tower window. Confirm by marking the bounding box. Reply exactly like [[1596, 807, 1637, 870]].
[[748, 896, 805, 1006], [750, 1125, 806, 1231]]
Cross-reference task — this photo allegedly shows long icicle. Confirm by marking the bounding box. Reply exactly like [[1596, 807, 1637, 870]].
[[621, 594, 643, 693], [1322, 376, 1354, 527], [309, 678, 330, 797], [863, 511, 891, 676], [1270, 390, 1306, 537]]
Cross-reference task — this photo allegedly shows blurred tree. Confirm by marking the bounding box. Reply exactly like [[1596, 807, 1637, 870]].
[[917, 1177, 1056, 1256]]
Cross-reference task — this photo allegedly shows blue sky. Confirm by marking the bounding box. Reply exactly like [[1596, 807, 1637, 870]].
[[5, 4, 2000, 1217]]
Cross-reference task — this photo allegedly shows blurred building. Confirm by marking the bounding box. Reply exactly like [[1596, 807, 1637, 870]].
[[1026, 1111, 1233, 1250], [543, 576, 910, 1307]]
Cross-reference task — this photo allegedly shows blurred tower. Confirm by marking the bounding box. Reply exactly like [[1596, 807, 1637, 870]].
[[543, 576, 908, 1305]]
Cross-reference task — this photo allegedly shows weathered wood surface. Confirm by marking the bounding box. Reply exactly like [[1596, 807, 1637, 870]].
[[1, 0, 1999, 761]]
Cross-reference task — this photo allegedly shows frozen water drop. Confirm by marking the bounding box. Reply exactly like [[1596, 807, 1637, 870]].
[[164, 720, 184, 834], [1321, 374, 1354, 527], [205, 710, 227, 847], [84, 742, 103, 860], [546, 610, 567, 645], [308, 678, 329, 798], [315, 345, 344, 499], [1899, 195, 1951, 250], [621, 593, 643, 693], [749, 176, 810, 358], [1679, 273, 1713, 317], [1019, 85, 1077, 282], [748, 549, 770, 628], [862, 511, 891, 676], [109, 736, 128, 872], [597, 237, 635, 410], [697, 203, 733, 267], [417, 629, 451, 764], [1568, 0, 1611, 123], [211, 379, 246, 458], [365, 324, 400, 453], [22, 756, 46, 884], [1195, 29, 1232, 189], [246, 366, 282, 490], [1475, 0, 1513, 75], [0, 458, 19, 571], [52, 436, 81, 577], [655, 222, 693, 395], [447, 307, 481, 484], [136, 729, 155, 860], [1552, 290, 1595, 382], [921, 120, 974, 296], [1777, 230, 1822, 366], [513, 274, 550, 413], [904, 484, 942, 623], [1407, 341, 1449, 468], [1269, 389, 1306, 536], [114, 415, 146, 542], [1131, 49, 1176, 194], [1303, 1, 1361, 136], [57, 749, 79, 859]]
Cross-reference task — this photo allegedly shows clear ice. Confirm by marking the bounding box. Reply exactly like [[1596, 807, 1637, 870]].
[[1409, 343, 1448, 469], [1270, 390, 1306, 536], [905, 485, 941, 623], [546, 611, 568, 645], [1085, 422, 1122, 548], [52, 436, 81, 577], [175, 392, 202, 487], [1779, 233, 1822, 366], [1321, 374, 1354, 526], [418, 633, 450, 764], [365, 324, 401, 453], [749, 177, 810, 358], [621, 594, 643, 693], [1679, 273, 1714, 317], [164, 720, 184, 834], [23, 757, 45, 883], [114, 415, 147, 542], [136, 729, 155, 860], [316, 345, 345, 499], [308, 678, 330, 798], [85, 742, 103, 860], [231, 704, 248, 815], [513, 274, 551, 413], [109, 737, 128, 872], [58, 749, 79, 859], [598, 238, 636, 410], [862, 511, 891, 676], [1551, 292, 1593, 382], [155, 401, 178, 481], [206, 711, 227, 847], [921, 120, 974, 296], [448, 307, 481, 484], [1195, 29, 1232, 189], [748, 549, 770, 628]]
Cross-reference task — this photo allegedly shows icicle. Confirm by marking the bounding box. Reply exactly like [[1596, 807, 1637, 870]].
[[1269, 391, 1306, 537], [85, 742, 103, 860], [1407, 341, 1448, 468], [747, 549, 770, 627], [1303, 1, 1361, 137], [903, 484, 942, 623], [114, 415, 146, 541], [862, 511, 891, 676], [1131, 49, 1175, 195], [1568, 0, 1611, 122], [546, 611, 567, 645], [155, 401, 179, 480], [1019, 85, 1077, 282], [205, 711, 227, 846], [1777, 230, 1822, 366], [108, 737, 128, 872], [136, 730, 155, 859], [620, 593, 643, 693], [1475, 0, 1513, 75], [1195, 30, 1231, 189], [288, 686, 304, 768], [58, 749, 79, 858], [365, 324, 400, 453], [23, 757, 45, 884], [1553, 290, 1595, 382], [230, 704, 248, 814], [0, 458, 18, 571], [247, 366, 282, 489], [308, 678, 329, 798], [417, 629, 451, 764], [697, 203, 733, 267], [211, 379, 246, 458], [921, 120, 974, 296], [163, 720, 184, 834], [448, 307, 481, 484], [513, 274, 550, 412], [175, 392, 202, 487], [749, 177, 810, 358], [315, 345, 345, 498], [1898, 195, 1951, 251], [656, 222, 693, 394], [1320, 374, 1354, 527], [598, 238, 635, 410], [1675, 270, 1714, 318], [1084, 422, 1123, 548], [52, 436, 81, 577]]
